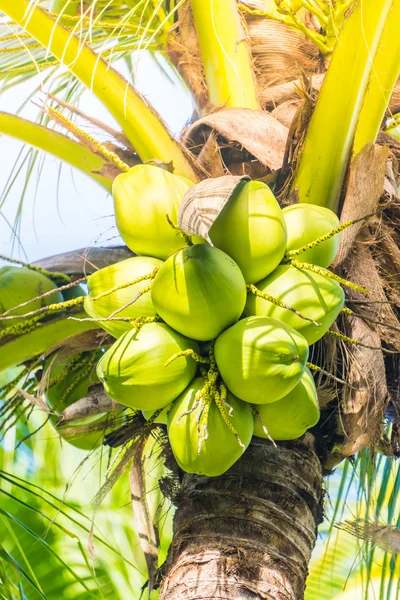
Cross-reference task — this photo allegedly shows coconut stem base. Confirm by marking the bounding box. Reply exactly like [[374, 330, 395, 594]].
[[159, 435, 323, 600]]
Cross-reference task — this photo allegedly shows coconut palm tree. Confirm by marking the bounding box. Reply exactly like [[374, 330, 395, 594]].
[[0, 1, 399, 598]]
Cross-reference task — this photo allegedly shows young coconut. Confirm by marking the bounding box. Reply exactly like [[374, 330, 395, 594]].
[[61, 283, 86, 302], [283, 204, 340, 267], [142, 406, 169, 425], [113, 164, 194, 260], [151, 244, 247, 341], [97, 322, 199, 410], [253, 367, 320, 440], [0, 266, 63, 328], [84, 256, 163, 338], [207, 180, 287, 283], [168, 377, 253, 477], [45, 351, 114, 451], [245, 264, 345, 344], [214, 316, 309, 404]]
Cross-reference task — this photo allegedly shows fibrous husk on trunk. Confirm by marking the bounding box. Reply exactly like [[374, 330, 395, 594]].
[[183, 107, 288, 178], [322, 144, 400, 464], [261, 75, 400, 121]]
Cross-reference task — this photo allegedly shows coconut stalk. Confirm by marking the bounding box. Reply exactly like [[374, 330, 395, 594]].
[[49, 0, 79, 16], [292, 0, 400, 212], [352, 0, 400, 154], [190, 0, 259, 109], [160, 435, 323, 599], [0, 112, 116, 191], [0, 0, 197, 180]]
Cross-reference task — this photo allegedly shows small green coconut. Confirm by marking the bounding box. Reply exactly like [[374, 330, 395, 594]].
[[245, 264, 344, 344], [214, 316, 309, 404], [168, 377, 253, 476], [45, 351, 112, 451], [113, 164, 194, 260], [84, 256, 162, 338], [208, 180, 287, 283], [0, 267, 63, 328], [142, 406, 169, 425], [283, 204, 340, 267], [97, 322, 199, 410], [151, 244, 246, 341], [62, 284, 86, 302], [253, 368, 320, 440]]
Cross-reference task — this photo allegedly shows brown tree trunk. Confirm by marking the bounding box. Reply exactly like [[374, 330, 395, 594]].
[[160, 434, 323, 600]]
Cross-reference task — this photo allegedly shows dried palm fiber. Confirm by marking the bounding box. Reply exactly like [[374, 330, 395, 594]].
[[337, 519, 400, 554], [247, 15, 320, 94], [167, 1, 320, 111], [182, 107, 288, 178], [166, 2, 209, 114], [262, 75, 400, 114], [271, 98, 301, 128], [320, 145, 400, 462]]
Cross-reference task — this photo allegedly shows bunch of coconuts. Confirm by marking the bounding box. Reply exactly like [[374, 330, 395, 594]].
[[81, 165, 346, 477]]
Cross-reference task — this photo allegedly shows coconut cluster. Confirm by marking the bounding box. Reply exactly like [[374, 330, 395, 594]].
[[84, 165, 343, 476]]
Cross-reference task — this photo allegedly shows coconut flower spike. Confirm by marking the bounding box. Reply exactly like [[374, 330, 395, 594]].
[[214, 386, 245, 451], [0, 277, 87, 317], [247, 284, 321, 326], [90, 268, 159, 301], [0, 296, 85, 322], [251, 405, 276, 446], [325, 329, 397, 354], [164, 349, 210, 368], [290, 260, 369, 294], [283, 209, 382, 263]]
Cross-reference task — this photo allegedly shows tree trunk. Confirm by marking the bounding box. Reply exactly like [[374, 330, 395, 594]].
[[160, 434, 323, 600]]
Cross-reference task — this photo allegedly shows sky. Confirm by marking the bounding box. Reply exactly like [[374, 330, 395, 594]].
[[0, 53, 194, 263]]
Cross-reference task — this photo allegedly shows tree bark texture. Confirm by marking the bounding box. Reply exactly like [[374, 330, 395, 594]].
[[160, 434, 323, 600]]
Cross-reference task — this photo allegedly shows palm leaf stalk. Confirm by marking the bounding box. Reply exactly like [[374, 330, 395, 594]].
[[292, 0, 400, 212], [0, 0, 197, 180], [0, 111, 118, 190]]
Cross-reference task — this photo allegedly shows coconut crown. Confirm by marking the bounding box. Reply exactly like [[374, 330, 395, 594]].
[[85, 173, 348, 474]]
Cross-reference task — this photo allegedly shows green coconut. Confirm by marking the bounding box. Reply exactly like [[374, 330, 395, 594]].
[[151, 244, 246, 341], [113, 164, 194, 260], [214, 316, 309, 404], [84, 256, 162, 338], [0, 267, 63, 328], [45, 351, 112, 451], [142, 406, 169, 425], [253, 368, 320, 440], [167, 378, 253, 476], [97, 322, 199, 410], [62, 283, 86, 302], [207, 180, 287, 283], [245, 264, 344, 344], [283, 204, 340, 267]]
